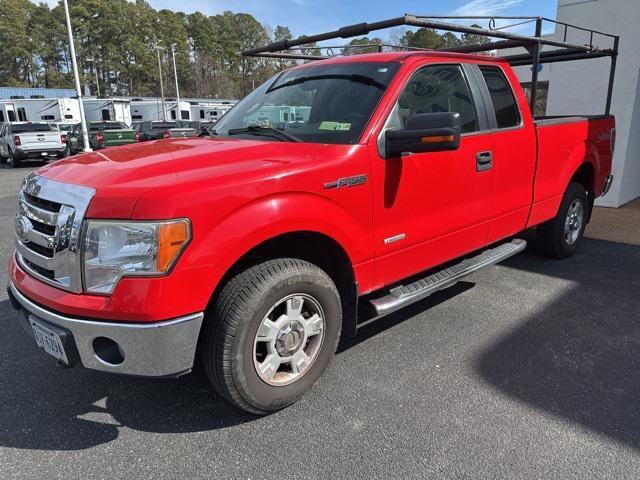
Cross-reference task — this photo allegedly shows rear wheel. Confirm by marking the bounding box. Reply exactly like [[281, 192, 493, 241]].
[[202, 258, 342, 414], [537, 182, 587, 258], [7, 151, 20, 168]]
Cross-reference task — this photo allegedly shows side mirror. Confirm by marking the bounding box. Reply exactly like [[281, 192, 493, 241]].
[[385, 112, 461, 158]]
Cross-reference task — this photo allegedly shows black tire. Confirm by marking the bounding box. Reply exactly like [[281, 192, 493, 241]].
[[202, 258, 342, 414], [537, 181, 587, 258], [7, 151, 20, 168]]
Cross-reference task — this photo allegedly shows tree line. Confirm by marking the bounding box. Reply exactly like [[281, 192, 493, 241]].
[[0, 0, 489, 99]]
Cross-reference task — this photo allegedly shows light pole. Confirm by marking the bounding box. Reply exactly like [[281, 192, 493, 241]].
[[154, 46, 167, 121], [170, 43, 181, 120], [63, 0, 91, 152]]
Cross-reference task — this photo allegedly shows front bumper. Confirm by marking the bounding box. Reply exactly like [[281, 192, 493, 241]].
[[8, 282, 204, 377]]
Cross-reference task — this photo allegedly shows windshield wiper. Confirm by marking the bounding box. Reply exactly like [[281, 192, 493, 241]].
[[268, 74, 387, 93], [227, 124, 302, 143]]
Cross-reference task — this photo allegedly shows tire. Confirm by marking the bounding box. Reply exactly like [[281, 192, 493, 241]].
[[7, 151, 20, 168], [202, 258, 342, 414], [537, 182, 587, 258]]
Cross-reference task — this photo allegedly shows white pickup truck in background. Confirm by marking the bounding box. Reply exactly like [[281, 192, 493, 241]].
[[0, 122, 67, 168]]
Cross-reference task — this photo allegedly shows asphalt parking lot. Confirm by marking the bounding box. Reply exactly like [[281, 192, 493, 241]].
[[1, 165, 640, 479]]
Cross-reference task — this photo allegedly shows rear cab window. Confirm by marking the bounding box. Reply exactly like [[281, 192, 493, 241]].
[[478, 65, 521, 129], [11, 123, 53, 134], [152, 122, 179, 129]]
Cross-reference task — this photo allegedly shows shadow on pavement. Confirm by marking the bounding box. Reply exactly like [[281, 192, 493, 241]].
[[0, 281, 474, 451], [476, 237, 640, 449]]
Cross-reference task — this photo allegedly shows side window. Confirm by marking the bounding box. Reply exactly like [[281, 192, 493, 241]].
[[397, 64, 479, 133], [0, 111, 4, 122], [479, 66, 520, 129]]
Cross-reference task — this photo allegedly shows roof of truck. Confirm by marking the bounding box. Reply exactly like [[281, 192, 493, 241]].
[[288, 50, 507, 70]]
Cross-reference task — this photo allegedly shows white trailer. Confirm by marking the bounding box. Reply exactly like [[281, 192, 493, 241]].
[[130, 99, 192, 123], [190, 101, 236, 123], [0, 98, 80, 123], [83, 98, 133, 125]]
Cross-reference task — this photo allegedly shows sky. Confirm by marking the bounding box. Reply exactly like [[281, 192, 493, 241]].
[[44, 0, 560, 39], [144, 0, 560, 38]]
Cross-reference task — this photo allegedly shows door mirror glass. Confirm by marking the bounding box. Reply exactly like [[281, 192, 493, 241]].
[[385, 112, 461, 158]]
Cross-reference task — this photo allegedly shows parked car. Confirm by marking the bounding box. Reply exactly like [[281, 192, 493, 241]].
[[0, 122, 66, 167], [65, 121, 138, 155], [135, 121, 197, 141], [8, 25, 616, 415], [50, 122, 76, 135]]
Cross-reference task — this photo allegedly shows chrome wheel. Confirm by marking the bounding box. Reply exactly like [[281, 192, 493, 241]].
[[564, 198, 584, 245], [254, 293, 325, 386]]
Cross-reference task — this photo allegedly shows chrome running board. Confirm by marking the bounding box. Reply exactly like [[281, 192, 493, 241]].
[[369, 239, 527, 316]]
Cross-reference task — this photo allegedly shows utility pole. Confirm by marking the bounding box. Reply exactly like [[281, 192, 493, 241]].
[[155, 46, 167, 121], [63, 0, 91, 152], [171, 43, 181, 120]]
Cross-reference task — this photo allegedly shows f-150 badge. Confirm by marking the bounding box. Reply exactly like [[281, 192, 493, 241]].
[[323, 174, 367, 190]]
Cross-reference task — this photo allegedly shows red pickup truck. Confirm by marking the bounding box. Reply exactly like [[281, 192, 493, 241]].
[[8, 48, 614, 413]]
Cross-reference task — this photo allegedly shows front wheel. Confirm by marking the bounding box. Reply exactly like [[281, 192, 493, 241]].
[[537, 182, 587, 258], [202, 258, 342, 414]]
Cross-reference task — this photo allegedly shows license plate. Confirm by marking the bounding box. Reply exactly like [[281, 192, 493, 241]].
[[29, 318, 69, 364], [41, 152, 49, 156]]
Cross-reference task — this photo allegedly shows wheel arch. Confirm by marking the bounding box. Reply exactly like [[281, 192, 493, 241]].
[[206, 230, 360, 338]]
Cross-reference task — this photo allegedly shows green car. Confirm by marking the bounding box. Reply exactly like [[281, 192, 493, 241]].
[[65, 121, 139, 155]]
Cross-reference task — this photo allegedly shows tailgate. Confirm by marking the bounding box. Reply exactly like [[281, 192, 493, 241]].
[[17, 133, 63, 151], [102, 129, 137, 146], [168, 128, 197, 138]]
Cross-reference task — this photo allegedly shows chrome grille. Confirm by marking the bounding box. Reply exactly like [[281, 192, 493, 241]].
[[15, 172, 95, 293]]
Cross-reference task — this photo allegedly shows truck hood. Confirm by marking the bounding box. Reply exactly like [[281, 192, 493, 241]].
[[36, 137, 326, 218]]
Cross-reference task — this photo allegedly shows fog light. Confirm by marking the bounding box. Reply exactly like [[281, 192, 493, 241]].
[[92, 337, 125, 365]]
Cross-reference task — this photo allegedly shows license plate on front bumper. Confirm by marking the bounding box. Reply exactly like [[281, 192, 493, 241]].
[[29, 317, 69, 364]]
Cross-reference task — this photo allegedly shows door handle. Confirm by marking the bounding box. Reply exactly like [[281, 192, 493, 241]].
[[476, 151, 493, 172]]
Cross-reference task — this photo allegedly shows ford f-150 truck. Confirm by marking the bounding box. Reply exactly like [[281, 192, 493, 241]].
[[7, 18, 617, 414], [0, 122, 67, 167]]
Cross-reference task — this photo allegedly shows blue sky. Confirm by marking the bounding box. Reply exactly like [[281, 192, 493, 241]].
[[147, 0, 559, 38]]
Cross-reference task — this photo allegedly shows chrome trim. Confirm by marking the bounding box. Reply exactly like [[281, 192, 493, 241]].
[[370, 239, 527, 316], [384, 233, 406, 245], [16, 172, 95, 292], [9, 282, 204, 377], [602, 174, 614, 196]]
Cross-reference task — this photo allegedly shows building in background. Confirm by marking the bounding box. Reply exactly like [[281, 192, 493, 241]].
[[507, 0, 640, 207]]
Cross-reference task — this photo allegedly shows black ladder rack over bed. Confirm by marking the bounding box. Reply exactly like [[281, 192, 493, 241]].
[[241, 14, 619, 116]]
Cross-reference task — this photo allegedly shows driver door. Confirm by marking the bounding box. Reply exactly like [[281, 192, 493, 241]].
[[371, 62, 494, 287]]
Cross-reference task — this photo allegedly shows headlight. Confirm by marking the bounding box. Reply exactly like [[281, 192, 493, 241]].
[[83, 219, 191, 294]]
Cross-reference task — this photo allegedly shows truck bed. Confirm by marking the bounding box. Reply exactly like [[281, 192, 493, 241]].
[[534, 114, 614, 127], [528, 114, 615, 227]]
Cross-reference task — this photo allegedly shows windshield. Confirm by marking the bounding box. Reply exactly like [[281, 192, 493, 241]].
[[89, 122, 128, 131], [12, 123, 52, 133], [56, 123, 75, 131], [214, 62, 400, 144]]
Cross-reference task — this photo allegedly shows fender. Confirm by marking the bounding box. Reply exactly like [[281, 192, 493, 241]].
[[197, 192, 374, 290], [528, 137, 600, 228]]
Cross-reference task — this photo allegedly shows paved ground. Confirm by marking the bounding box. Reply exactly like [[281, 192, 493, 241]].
[[1, 165, 640, 479], [587, 197, 640, 245]]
